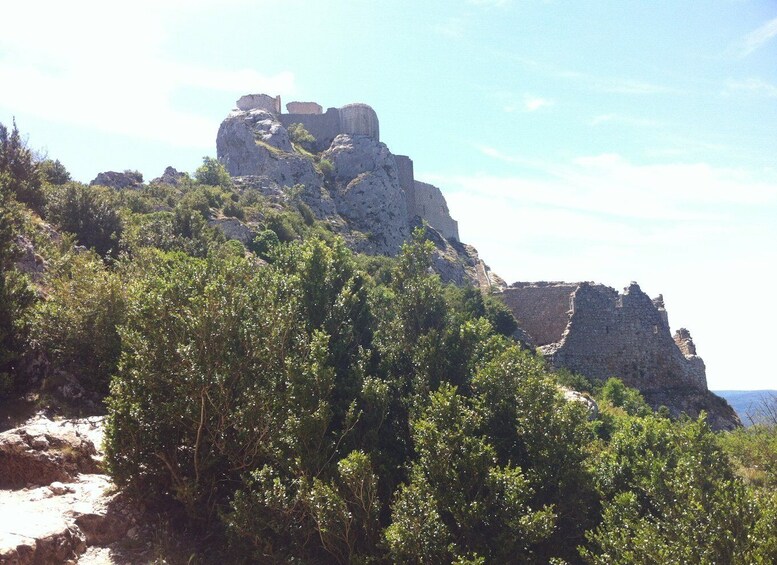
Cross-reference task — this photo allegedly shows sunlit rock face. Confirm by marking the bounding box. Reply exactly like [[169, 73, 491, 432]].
[[500, 281, 741, 430]]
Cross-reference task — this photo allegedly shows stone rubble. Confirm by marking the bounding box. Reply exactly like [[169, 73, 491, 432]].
[[0, 416, 143, 564]]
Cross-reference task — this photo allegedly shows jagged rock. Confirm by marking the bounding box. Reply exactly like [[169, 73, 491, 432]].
[[216, 95, 501, 280], [0, 416, 103, 489], [151, 166, 185, 186], [560, 387, 599, 420], [207, 217, 256, 245], [90, 171, 143, 190], [13, 234, 47, 282], [414, 181, 459, 241], [324, 135, 409, 255], [0, 416, 142, 564], [500, 281, 740, 430]]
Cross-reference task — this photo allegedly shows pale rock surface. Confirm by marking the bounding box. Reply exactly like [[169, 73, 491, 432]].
[[207, 217, 256, 245], [0, 416, 142, 564], [323, 135, 409, 255], [89, 171, 142, 190], [150, 166, 185, 186]]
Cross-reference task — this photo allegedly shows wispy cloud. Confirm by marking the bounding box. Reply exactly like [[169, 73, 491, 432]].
[[522, 95, 554, 112], [467, 0, 510, 7], [495, 53, 675, 95], [739, 16, 777, 56], [725, 78, 777, 98], [590, 114, 661, 127], [0, 0, 295, 148], [435, 17, 466, 39]]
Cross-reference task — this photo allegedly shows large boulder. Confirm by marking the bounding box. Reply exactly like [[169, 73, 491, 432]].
[[0, 416, 142, 564], [0, 416, 102, 489], [90, 170, 143, 190]]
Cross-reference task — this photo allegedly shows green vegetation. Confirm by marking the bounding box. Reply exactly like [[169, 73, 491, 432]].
[[1, 122, 776, 563]]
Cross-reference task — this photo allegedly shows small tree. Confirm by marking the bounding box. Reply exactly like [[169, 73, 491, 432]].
[[194, 156, 232, 188], [287, 123, 316, 152], [0, 120, 44, 212]]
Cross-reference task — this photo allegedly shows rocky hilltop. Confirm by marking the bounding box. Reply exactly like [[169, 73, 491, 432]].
[[214, 93, 736, 430], [216, 93, 500, 288], [501, 282, 740, 430]]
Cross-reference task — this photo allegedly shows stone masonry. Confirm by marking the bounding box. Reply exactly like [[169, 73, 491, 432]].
[[500, 281, 740, 430]]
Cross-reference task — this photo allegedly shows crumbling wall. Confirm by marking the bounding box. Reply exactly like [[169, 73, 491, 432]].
[[414, 181, 459, 241], [500, 283, 579, 346], [278, 108, 342, 152], [286, 101, 323, 115], [339, 103, 380, 140], [236, 94, 281, 113], [536, 282, 708, 392], [395, 155, 416, 217]]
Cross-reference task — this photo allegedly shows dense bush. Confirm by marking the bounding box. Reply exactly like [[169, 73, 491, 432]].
[[29, 250, 124, 395], [0, 175, 35, 395], [45, 182, 122, 257], [0, 120, 45, 212], [194, 156, 232, 189]]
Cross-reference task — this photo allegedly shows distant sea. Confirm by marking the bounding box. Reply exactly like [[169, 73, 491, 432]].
[[714, 390, 777, 427]]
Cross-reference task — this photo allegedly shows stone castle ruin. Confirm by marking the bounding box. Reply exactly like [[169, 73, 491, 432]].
[[215, 92, 737, 430], [219, 93, 460, 243], [501, 281, 739, 429]]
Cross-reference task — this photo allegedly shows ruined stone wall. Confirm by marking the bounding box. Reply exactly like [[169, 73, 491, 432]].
[[414, 181, 459, 241], [537, 283, 708, 392], [278, 108, 342, 152], [500, 283, 579, 346], [236, 93, 281, 113], [339, 103, 380, 140], [286, 101, 323, 115], [395, 155, 416, 217]]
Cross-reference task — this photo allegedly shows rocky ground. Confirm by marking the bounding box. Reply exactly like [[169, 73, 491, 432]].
[[0, 415, 152, 564]]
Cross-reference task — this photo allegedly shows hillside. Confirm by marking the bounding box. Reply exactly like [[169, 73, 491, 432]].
[[715, 390, 777, 426], [1, 102, 775, 563]]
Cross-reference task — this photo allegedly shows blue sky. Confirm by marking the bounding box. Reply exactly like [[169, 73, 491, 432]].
[[2, 0, 776, 390]]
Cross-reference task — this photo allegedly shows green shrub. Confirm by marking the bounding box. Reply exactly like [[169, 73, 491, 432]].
[[30, 250, 124, 395], [0, 120, 45, 213], [287, 123, 316, 152], [194, 156, 232, 188], [45, 182, 122, 257]]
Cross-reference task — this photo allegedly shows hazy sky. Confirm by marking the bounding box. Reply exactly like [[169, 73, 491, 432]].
[[2, 0, 776, 390]]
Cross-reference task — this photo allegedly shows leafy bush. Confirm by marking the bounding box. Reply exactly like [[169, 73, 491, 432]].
[[39, 159, 71, 185], [287, 123, 316, 152], [194, 156, 232, 188], [30, 250, 124, 395], [0, 120, 44, 212], [45, 182, 122, 257]]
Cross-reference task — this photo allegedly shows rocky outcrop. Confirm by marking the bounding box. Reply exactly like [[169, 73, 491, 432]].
[[207, 217, 256, 245], [151, 166, 186, 186], [0, 417, 101, 489], [414, 181, 459, 241], [500, 281, 740, 430], [90, 171, 143, 190], [0, 416, 143, 564], [324, 134, 409, 255], [216, 94, 502, 286]]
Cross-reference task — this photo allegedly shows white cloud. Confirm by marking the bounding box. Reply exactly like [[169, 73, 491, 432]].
[[435, 17, 466, 39], [590, 114, 661, 127], [420, 153, 777, 389], [725, 78, 777, 98], [0, 0, 295, 147], [522, 95, 554, 112], [740, 16, 777, 56]]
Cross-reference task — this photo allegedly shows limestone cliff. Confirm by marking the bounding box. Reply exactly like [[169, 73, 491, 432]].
[[500, 282, 740, 430], [216, 93, 495, 287]]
